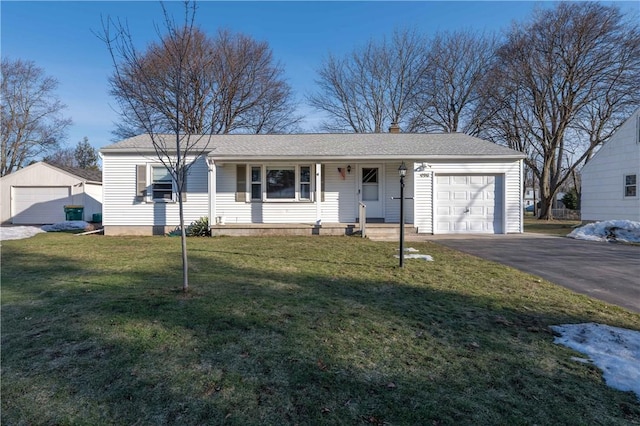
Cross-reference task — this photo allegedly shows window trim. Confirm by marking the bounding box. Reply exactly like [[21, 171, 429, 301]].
[[150, 164, 176, 203], [624, 173, 637, 198], [239, 164, 314, 202], [251, 165, 262, 201]]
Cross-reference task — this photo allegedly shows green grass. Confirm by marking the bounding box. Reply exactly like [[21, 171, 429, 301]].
[[2, 233, 639, 425], [524, 218, 582, 236]]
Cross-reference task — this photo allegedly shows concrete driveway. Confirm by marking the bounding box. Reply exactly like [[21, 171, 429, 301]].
[[429, 234, 640, 314]]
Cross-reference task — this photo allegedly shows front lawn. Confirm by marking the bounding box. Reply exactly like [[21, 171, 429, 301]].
[[2, 234, 639, 424], [524, 218, 582, 236]]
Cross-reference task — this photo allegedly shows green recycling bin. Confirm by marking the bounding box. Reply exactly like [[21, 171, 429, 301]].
[[64, 205, 84, 221]]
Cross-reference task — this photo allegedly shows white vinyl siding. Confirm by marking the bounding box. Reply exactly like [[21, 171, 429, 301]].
[[101, 154, 208, 227], [582, 109, 640, 222], [384, 163, 414, 224], [321, 163, 357, 223]]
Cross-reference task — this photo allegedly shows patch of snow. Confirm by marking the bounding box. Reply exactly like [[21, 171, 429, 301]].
[[551, 323, 640, 400], [0, 226, 45, 241], [397, 247, 420, 252], [41, 221, 89, 232], [568, 220, 640, 243], [394, 254, 434, 261]]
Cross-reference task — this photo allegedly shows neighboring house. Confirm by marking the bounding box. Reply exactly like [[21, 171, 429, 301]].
[[523, 187, 538, 209], [0, 161, 102, 224], [99, 132, 525, 236], [581, 108, 640, 222]]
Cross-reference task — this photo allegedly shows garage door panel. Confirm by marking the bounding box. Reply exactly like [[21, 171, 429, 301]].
[[437, 206, 451, 215], [453, 191, 468, 200], [437, 192, 451, 201], [12, 187, 71, 224], [436, 176, 451, 185]]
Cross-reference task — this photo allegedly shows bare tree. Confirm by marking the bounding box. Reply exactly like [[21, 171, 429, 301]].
[[110, 26, 301, 139], [1, 58, 72, 176], [308, 29, 427, 133], [101, 1, 216, 291], [479, 2, 640, 219], [409, 30, 497, 135], [43, 147, 75, 169]]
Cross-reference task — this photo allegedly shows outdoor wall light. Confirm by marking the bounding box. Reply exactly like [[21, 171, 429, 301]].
[[347, 165, 351, 174]]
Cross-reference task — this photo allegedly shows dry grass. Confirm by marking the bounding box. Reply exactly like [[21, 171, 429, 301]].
[[2, 233, 639, 424], [524, 217, 582, 236]]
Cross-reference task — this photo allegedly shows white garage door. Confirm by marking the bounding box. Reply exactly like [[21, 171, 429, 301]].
[[12, 186, 71, 224], [435, 175, 503, 234]]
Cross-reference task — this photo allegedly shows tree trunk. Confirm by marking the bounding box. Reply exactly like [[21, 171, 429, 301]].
[[179, 196, 189, 292]]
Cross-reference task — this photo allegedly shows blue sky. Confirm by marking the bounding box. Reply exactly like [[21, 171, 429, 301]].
[[2, 1, 637, 153]]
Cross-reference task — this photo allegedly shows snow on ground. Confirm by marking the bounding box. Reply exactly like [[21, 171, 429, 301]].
[[0, 221, 89, 241], [568, 220, 640, 243], [552, 323, 640, 400], [41, 221, 89, 232], [0, 226, 45, 241]]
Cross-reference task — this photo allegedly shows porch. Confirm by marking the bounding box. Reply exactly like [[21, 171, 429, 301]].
[[209, 222, 418, 240]]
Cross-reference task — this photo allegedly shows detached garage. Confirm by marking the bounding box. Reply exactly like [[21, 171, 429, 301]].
[[0, 162, 102, 225]]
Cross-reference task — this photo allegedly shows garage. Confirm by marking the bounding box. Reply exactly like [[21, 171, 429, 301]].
[[435, 174, 503, 233], [1, 162, 103, 225], [12, 186, 71, 224]]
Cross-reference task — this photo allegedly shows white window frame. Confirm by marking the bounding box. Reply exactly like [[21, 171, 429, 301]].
[[299, 165, 312, 201], [249, 165, 314, 202], [150, 164, 176, 202], [624, 173, 637, 198], [250, 165, 262, 201]]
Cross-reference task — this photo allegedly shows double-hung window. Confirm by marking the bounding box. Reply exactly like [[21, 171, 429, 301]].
[[624, 174, 637, 197], [300, 166, 311, 200], [251, 166, 262, 201], [152, 166, 174, 201]]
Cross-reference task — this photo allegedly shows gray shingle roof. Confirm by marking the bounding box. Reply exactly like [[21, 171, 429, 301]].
[[46, 163, 102, 182], [100, 133, 524, 160]]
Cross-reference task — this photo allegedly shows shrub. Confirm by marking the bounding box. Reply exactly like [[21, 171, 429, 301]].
[[562, 189, 579, 210], [186, 217, 211, 237]]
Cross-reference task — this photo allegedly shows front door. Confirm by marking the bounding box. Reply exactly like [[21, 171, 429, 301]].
[[359, 165, 384, 219]]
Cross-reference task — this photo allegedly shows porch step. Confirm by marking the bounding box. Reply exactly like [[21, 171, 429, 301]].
[[363, 225, 417, 241]]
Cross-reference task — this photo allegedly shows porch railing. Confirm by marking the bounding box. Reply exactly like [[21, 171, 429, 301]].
[[358, 202, 366, 238]]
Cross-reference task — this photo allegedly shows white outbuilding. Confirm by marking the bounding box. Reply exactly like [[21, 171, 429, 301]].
[[0, 161, 102, 224]]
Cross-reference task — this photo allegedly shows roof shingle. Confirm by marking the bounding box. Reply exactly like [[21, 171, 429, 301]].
[[100, 133, 524, 160]]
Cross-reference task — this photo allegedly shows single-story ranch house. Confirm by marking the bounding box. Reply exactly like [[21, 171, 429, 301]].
[[99, 132, 525, 236], [0, 161, 102, 225]]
